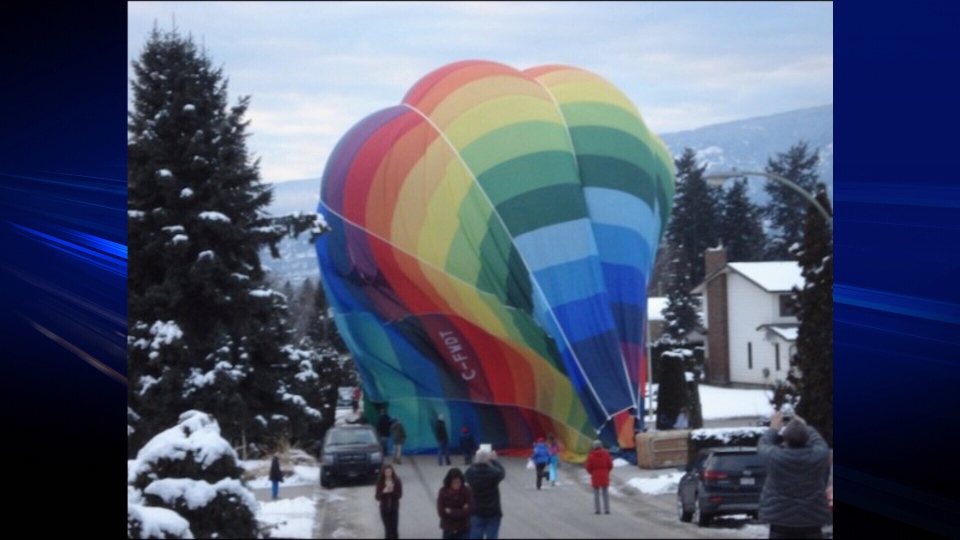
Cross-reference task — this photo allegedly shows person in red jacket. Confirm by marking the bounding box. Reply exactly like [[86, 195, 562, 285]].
[[374, 464, 403, 539], [584, 439, 613, 514]]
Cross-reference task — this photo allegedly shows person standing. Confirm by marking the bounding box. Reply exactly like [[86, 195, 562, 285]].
[[378, 409, 393, 455], [352, 386, 362, 413], [435, 414, 451, 466], [674, 407, 690, 429], [391, 418, 407, 464], [375, 464, 403, 539], [459, 426, 477, 466], [464, 447, 506, 539], [545, 433, 561, 487], [758, 411, 831, 539], [584, 440, 613, 514], [269, 454, 283, 500], [436, 467, 473, 539], [530, 437, 551, 490]]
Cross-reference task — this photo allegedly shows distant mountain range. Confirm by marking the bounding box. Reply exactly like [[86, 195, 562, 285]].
[[658, 104, 833, 204], [260, 104, 834, 285]]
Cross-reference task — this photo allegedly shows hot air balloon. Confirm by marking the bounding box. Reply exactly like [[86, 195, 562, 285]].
[[316, 60, 674, 455]]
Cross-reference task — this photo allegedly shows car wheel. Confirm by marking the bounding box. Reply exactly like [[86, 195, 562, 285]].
[[678, 494, 693, 523], [320, 475, 333, 489], [694, 497, 712, 527]]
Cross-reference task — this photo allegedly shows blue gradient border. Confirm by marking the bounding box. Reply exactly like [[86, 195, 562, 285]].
[[834, 0, 960, 537], [0, 2, 957, 536], [0, 5, 126, 530]]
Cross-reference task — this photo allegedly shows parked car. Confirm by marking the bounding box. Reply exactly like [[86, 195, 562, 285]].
[[677, 446, 766, 527], [319, 424, 383, 488]]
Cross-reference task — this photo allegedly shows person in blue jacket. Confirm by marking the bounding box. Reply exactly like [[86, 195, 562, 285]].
[[459, 426, 477, 465], [269, 454, 283, 500], [530, 438, 551, 490]]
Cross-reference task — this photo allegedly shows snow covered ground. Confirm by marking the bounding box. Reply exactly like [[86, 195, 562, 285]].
[[257, 496, 316, 539], [695, 384, 774, 420]]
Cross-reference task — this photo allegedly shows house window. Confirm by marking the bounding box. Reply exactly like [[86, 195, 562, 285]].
[[748, 342, 753, 369], [779, 295, 796, 317], [775, 343, 780, 371]]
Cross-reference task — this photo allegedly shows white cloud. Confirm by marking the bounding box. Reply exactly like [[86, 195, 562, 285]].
[[129, 1, 832, 181]]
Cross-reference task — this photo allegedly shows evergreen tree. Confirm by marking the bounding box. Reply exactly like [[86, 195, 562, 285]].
[[310, 278, 349, 355], [763, 141, 821, 260], [289, 278, 317, 343], [659, 250, 701, 344], [719, 178, 767, 261], [655, 248, 705, 430], [647, 237, 674, 298], [292, 281, 359, 440], [666, 148, 721, 285], [656, 350, 687, 430], [127, 26, 322, 455], [281, 280, 295, 306], [787, 184, 833, 446], [129, 411, 261, 539], [682, 350, 705, 430]]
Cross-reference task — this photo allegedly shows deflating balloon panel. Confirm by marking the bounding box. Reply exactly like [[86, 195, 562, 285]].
[[316, 60, 675, 454]]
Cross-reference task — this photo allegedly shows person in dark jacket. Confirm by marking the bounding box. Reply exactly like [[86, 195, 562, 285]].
[[758, 411, 831, 539], [584, 440, 613, 514], [435, 415, 451, 466], [378, 409, 393, 455], [464, 447, 505, 539], [269, 454, 283, 500], [391, 418, 407, 464], [436, 467, 473, 539], [375, 464, 403, 539], [459, 426, 477, 465]]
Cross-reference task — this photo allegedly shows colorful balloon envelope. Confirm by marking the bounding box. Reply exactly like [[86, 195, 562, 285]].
[[316, 60, 674, 454]]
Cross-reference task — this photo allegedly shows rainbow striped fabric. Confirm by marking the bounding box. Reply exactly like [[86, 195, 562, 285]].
[[317, 60, 674, 454]]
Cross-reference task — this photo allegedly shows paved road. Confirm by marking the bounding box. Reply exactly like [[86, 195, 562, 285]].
[[249, 417, 771, 538], [312, 454, 762, 539]]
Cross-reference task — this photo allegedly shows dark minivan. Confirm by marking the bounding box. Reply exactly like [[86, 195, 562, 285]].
[[319, 424, 384, 488], [677, 446, 766, 527]]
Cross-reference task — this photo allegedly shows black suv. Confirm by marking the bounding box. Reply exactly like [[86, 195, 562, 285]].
[[319, 424, 383, 488], [677, 446, 766, 527]]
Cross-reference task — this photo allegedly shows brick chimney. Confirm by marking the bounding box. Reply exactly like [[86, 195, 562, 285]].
[[704, 245, 727, 279], [703, 246, 730, 385]]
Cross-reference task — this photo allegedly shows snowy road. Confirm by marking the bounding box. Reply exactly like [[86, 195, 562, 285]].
[[314, 454, 762, 539]]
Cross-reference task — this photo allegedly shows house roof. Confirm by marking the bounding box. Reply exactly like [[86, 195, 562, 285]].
[[692, 261, 803, 294], [730, 262, 803, 292], [756, 323, 799, 342], [648, 297, 667, 321]]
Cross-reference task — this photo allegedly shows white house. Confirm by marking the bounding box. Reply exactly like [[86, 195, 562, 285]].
[[691, 247, 803, 387], [647, 296, 667, 343]]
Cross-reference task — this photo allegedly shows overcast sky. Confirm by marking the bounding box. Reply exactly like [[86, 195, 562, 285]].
[[127, 1, 833, 183]]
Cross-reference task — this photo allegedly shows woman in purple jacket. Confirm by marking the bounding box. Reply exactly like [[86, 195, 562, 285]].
[[436, 467, 474, 539], [375, 464, 403, 539]]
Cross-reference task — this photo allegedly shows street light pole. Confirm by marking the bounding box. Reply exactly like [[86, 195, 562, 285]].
[[703, 170, 833, 231], [645, 310, 653, 429]]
